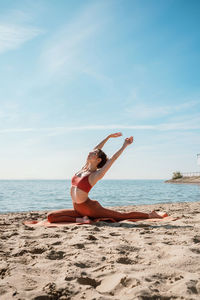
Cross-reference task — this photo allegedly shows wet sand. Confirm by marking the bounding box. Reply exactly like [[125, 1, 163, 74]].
[[0, 201, 200, 300]]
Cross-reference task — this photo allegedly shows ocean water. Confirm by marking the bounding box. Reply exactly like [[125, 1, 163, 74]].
[[0, 180, 200, 213]]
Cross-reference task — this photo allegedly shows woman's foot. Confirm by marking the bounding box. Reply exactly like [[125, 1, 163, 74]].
[[76, 216, 91, 223], [83, 216, 91, 223], [148, 210, 163, 219]]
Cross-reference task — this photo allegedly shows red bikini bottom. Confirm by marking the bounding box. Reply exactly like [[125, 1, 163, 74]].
[[47, 198, 149, 223]]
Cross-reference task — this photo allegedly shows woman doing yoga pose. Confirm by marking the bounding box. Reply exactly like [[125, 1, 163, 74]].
[[47, 133, 162, 223]]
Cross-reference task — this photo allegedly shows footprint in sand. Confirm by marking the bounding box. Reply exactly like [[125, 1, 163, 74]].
[[77, 276, 100, 287], [13, 248, 28, 257], [0, 265, 9, 279], [1, 234, 10, 240], [163, 240, 174, 245], [116, 245, 139, 254], [186, 280, 198, 294], [74, 262, 89, 268], [96, 273, 127, 293], [51, 241, 62, 246], [23, 278, 38, 291], [48, 234, 60, 238], [42, 282, 74, 299], [190, 247, 200, 254], [146, 273, 184, 286], [72, 243, 85, 249], [65, 276, 74, 281], [86, 234, 98, 241], [41, 233, 49, 238], [116, 257, 134, 264], [193, 235, 200, 244], [29, 247, 47, 254], [24, 226, 35, 231], [46, 250, 65, 260], [8, 231, 19, 238], [91, 226, 100, 232], [109, 232, 121, 236]]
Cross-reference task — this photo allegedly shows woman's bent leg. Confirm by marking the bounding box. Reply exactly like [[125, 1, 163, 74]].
[[74, 199, 149, 221], [95, 206, 149, 220], [47, 209, 82, 223]]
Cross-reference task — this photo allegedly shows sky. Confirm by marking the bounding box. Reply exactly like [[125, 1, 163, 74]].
[[0, 0, 200, 180]]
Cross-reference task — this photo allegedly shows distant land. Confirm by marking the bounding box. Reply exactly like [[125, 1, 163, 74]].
[[165, 176, 200, 184]]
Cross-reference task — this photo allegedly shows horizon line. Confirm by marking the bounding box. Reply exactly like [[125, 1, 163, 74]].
[[0, 178, 167, 180]]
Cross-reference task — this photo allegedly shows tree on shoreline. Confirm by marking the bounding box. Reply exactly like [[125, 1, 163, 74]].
[[172, 171, 183, 180]]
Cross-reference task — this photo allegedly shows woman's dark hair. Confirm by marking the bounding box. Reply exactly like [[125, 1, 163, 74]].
[[96, 149, 108, 168]]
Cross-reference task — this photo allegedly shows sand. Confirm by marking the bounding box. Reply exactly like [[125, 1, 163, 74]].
[[0, 201, 200, 300]]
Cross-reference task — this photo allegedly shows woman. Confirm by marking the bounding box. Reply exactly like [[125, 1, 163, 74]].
[[47, 133, 162, 223]]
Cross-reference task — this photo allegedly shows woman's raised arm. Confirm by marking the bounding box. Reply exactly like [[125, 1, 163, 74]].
[[93, 132, 122, 150], [93, 136, 134, 182]]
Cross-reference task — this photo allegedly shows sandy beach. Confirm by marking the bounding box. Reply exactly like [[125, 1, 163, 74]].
[[1, 201, 200, 300]]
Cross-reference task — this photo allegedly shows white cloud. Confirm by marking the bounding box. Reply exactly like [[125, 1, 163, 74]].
[[0, 23, 43, 54], [126, 104, 169, 119], [0, 128, 35, 133], [0, 125, 153, 135], [1, 117, 200, 136], [125, 100, 200, 120], [0, 102, 21, 122], [40, 1, 109, 81], [158, 120, 200, 131]]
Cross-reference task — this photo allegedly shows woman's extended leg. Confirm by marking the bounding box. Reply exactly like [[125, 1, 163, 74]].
[[73, 199, 150, 221], [47, 209, 82, 223]]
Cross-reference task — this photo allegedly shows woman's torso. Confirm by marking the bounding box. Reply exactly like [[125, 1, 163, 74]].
[[71, 169, 96, 204]]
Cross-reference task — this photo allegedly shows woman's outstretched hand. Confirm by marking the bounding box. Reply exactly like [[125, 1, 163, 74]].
[[109, 132, 122, 138], [123, 136, 134, 147]]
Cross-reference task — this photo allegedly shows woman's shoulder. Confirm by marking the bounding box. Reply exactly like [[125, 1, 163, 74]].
[[88, 170, 99, 186]]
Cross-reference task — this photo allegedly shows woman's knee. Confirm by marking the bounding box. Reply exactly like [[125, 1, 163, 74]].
[[47, 212, 55, 223]]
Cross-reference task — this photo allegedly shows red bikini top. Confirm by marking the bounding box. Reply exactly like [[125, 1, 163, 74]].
[[71, 174, 92, 193]]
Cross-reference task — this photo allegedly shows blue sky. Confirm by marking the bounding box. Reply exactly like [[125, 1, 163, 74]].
[[0, 0, 200, 179]]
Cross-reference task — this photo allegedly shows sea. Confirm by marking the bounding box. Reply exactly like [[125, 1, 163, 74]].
[[0, 179, 200, 213]]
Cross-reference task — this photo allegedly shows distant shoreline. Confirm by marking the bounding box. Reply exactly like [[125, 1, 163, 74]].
[[165, 176, 200, 185]]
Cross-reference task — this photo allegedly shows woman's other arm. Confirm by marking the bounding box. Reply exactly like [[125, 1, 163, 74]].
[[81, 133, 122, 172], [93, 132, 122, 150], [93, 136, 134, 182]]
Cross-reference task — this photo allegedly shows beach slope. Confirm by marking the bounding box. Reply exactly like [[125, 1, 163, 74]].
[[0, 201, 200, 299]]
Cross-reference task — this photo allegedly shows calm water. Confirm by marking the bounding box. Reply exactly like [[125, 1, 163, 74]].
[[0, 180, 200, 213]]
